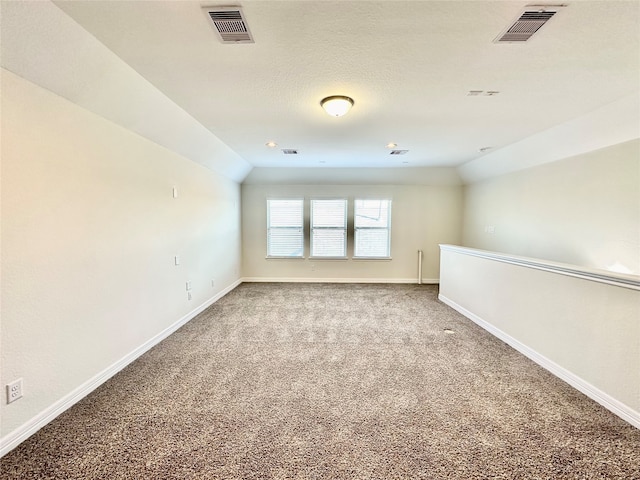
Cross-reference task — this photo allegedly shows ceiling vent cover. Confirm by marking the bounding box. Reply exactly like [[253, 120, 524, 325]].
[[494, 6, 563, 43], [282, 149, 298, 155], [203, 6, 254, 44], [390, 150, 409, 155]]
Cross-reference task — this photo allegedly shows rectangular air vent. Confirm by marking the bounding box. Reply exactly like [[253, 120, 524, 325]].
[[203, 7, 254, 44], [494, 6, 563, 43], [282, 149, 298, 155], [390, 150, 409, 155]]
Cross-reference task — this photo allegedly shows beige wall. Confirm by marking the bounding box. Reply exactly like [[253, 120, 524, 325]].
[[462, 139, 640, 275], [0, 70, 242, 440], [242, 183, 463, 282]]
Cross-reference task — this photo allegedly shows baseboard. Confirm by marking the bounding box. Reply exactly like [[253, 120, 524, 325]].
[[0, 279, 242, 458], [241, 277, 439, 284], [438, 293, 640, 430]]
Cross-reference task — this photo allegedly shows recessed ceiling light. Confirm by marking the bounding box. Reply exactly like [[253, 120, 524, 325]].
[[320, 95, 354, 117], [266, 141, 277, 148], [386, 143, 397, 149]]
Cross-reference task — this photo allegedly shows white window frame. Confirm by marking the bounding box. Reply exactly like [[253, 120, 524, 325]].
[[310, 198, 348, 259], [266, 198, 304, 258], [353, 198, 392, 259]]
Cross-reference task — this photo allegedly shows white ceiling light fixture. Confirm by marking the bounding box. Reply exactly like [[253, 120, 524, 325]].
[[321, 95, 354, 117]]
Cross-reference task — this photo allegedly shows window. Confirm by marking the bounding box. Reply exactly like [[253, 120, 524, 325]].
[[311, 199, 347, 258], [354, 199, 392, 258], [267, 199, 304, 257]]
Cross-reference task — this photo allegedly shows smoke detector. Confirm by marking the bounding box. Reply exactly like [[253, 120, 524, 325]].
[[203, 6, 254, 44], [494, 5, 565, 43]]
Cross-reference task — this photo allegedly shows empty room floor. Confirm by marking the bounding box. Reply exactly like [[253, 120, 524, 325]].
[[1, 283, 639, 479]]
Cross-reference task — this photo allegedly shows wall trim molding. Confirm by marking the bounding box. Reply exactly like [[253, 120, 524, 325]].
[[0, 279, 242, 458], [241, 277, 439, 284], [440, 244, 640, 291], [438, 293, 640, 430]]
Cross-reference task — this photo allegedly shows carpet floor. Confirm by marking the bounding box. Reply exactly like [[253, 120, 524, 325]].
[[1, 283, 639, 479]]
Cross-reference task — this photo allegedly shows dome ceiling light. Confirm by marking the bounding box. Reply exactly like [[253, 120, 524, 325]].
[[320, 95, 354, 117]]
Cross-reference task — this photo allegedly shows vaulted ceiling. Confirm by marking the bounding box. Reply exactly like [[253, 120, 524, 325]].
[[2, 1, 639, 183]]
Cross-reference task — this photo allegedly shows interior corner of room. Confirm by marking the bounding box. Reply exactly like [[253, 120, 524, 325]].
[[1, 0, 639, 462]]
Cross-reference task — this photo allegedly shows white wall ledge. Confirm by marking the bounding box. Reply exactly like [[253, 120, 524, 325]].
[[439, 244, 640, 291]]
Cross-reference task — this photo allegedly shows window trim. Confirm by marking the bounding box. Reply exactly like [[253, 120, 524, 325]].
[[310, 197, 348, 259], [266, 197, 305, 259], [353, 198, 392, 259]]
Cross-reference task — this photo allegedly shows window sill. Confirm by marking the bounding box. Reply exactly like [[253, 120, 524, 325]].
[[353, 257, 392, 261], [309, 256, 348, 260], [265, 256, 305, 260]]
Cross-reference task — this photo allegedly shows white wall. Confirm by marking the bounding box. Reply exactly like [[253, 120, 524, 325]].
[[242, 184, 462, 282], [462, 139, 640, 275], [1, 0, 251, 182], [0, 70, 242, 443], [439, 245, 640, 427]]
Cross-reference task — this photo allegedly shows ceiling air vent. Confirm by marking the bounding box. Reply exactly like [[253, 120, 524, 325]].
[[494, 6, 564, 43], [203, 7, 254, 44], [282, 149, 298, 155], [390, 150, 409, 155]]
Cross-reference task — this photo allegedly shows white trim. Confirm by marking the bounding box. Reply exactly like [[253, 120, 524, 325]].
[[0, 280, 242, 458], [308, 257, 348, 261], [241, 277, 439, 284], [438, 293, 640, 430], [352, 257, 392, 261], [439, 244, 640, 291]]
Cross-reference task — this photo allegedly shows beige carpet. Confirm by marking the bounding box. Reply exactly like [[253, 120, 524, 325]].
[[1, 283, 639, 479]]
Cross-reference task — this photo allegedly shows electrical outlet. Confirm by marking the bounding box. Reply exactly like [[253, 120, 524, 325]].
[[211, 279, 215, 288], [186, 281, 192, 291], [6, 378, 23, 404], [174, 255, 180, 266], [188, 292, 192, 301]]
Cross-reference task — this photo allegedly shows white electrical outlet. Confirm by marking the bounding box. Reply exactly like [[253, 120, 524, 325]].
[[172, 187, 178, 198], [211, 279, 215, 288], [186, 281, 192, 291], [174, 255, 180, 266], [6, 378, 23, 404], [188, 292, 192, 301]]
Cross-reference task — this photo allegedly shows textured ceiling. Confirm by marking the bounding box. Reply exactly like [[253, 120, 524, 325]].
[[3, 1, 640, 181]]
